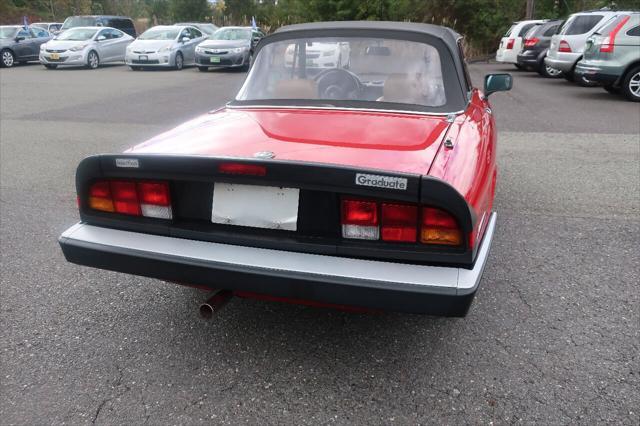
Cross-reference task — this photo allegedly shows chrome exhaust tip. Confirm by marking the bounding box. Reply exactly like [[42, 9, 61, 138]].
[[199, 290, 232, 319]]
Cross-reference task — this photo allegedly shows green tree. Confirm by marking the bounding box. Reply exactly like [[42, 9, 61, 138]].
[[169, 0, 210, 21]]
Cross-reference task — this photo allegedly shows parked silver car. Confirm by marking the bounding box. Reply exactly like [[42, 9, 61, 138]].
[[0, 26, 52, 67], [39, 26, 133, 69], [125, 25, 207, 70], [195, 26, 264, 71], [545, 9, 623, 85]]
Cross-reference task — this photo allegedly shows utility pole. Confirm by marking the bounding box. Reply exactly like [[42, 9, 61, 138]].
[[526, 0, 535, 19]]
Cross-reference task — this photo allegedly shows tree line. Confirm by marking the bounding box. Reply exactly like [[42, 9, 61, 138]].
[[1, 0, 638, 54]]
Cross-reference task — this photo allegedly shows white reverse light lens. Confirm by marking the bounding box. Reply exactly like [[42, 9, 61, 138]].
[[342, 224, 379, 240], [141, 204, 172, 219]]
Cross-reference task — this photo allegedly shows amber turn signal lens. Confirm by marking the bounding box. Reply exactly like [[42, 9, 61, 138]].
[[89, 196, 114, 212], [420, 228, 461, 246]]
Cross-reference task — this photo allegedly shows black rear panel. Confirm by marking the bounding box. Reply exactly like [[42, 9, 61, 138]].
[[75, 154, 478, 267]]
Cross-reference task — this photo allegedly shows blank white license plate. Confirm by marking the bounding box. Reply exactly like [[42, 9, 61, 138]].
[[211, 183, 299, 231]]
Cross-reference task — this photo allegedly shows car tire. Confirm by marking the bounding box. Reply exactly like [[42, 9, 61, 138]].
[[514, 63, 525, 70], [1, 49, 15, 68], [242, 53, 252, 71], [539, 63, 563, 78], [86, 50, 99, 69], [44, 64, 58, 69], [197, 66, 208, 72], [603, 85, 620, 94], [174, 52, 183, 70], [621, 65, 640, 102]]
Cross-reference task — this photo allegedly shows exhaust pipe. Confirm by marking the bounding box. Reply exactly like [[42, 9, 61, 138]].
[[199, 290, 232, 319]]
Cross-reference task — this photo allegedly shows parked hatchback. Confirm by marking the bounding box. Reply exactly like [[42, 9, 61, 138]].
[[575, 12, 640, 101], [517, 19, 564, 77], [545, 9, 622, 85], [0, 26, 52, 68], [61, 15, 137, 38], [496, 19, 546, 68], [125, 25, 206, 70]]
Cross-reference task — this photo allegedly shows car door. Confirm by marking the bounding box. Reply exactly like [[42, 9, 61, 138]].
[[180, 27, 198, 63], [108, 29, 131, 61], [13, 28, 34, 60], [29, 27, 50, 59], [188, 27, 203, 62], [95, 29, 115, 61]]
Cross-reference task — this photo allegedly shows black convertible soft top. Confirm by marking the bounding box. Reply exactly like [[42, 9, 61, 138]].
[[235, 21, 471, 114]]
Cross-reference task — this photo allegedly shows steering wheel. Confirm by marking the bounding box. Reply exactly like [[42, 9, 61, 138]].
[[313, 68, 361, 100]]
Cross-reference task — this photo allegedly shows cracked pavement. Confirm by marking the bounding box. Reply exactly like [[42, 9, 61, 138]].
[[1, 62, 639, 424]]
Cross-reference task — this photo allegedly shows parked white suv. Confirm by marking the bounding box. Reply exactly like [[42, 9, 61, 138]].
[[496, 19, 545, 67], [545, 9, 623, 84]]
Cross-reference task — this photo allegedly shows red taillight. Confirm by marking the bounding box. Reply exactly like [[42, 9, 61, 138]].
[[381, 203, 417, 242], [88, 181, 114, 212], [341, 199, 379, 240], [218, 163, 266, 176], [420, 207, 462, 246], [524, 37, 539, 47], [341, 199, 463, 247], [137, 181, 172, 219], [506, 38, 515, 49], [600, 15, 630, 53], [87, 179, 172, 219], [110, 181, 140, 215], [558, 40, 572, 52]]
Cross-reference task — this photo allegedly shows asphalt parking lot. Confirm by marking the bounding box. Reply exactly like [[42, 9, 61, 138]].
[[1, 62, 639, 425]]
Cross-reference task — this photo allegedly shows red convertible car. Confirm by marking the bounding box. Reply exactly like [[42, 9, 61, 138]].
[[59, 22, 512, 317]]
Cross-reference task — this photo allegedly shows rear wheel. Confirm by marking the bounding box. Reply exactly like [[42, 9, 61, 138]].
[[44, 64, 57, 69], [622, 66, 640, 102], [174, 52, 183, 70], [539, 64, 563, 78], [1, 49, 15, 68], [197, 66, 208, 72], [86, 50, 99, 69], [514, 63, 524, 70]]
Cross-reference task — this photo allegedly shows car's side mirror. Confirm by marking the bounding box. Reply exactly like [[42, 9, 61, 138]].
[[97, 35, 106, 41], [181, 36, 190, 43], [15, 36, 25, 42], [484, 73, 513, 97]]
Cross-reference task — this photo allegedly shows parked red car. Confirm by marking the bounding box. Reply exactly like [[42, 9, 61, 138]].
[[59, 22, 512, 316]]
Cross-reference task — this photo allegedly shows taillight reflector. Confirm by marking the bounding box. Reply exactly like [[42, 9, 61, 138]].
[[558, 40, 572, 52], [218, 163, 266, 176], [381, 203, 417, 242], [524, 37, 539, 47], [421, 207, 462, 246], [138, 181, 172, 219], [506, 38, 515, 49], [600, 16, 630, 53], [341, 199, 379, 240]]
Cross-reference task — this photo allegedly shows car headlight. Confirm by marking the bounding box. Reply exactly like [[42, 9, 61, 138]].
[[233, 47, 248, 53], [322, 50, 337, 57], [158, 44, 173, 52], [69, 44, 88, 52], [40, 44, 46, 51], [195, 46, 205, 53]]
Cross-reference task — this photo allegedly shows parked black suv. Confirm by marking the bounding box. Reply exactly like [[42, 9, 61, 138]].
[[517, 19, 564, 77], [60, 16, 137, 37]]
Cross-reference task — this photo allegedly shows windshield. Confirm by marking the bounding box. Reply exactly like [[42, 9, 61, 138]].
[[237, 37, 447, 108], [139, 27, 179, 40], [0, 27, 18, 39], [56, 28, 97, 41], [212, 28, 251, 41], [62, 17, 96, 30]]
